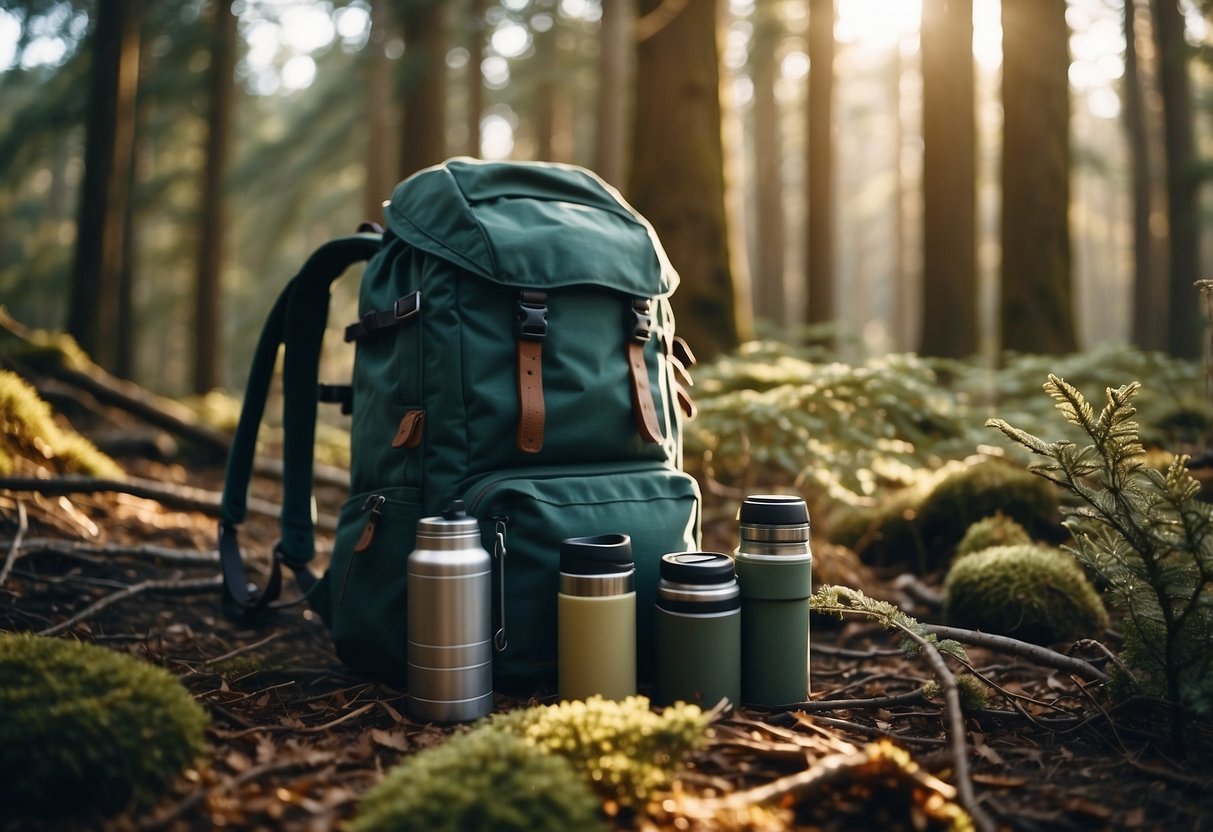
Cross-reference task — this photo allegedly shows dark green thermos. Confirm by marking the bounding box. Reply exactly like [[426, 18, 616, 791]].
[[653, 552, 741, 707], [735, 495, 813, 706]]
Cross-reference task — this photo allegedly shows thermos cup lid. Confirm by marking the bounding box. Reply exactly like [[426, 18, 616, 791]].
[[739, 494, 810, 526], [417, 499, 481, 538], [560, 533, 633, 575], [660, 552, 735, 584]]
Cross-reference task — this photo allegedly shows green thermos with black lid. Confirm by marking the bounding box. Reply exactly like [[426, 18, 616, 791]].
[[653, 552, 741, 707], [736, 494, 813, 706], [557, 533, 637, 702]]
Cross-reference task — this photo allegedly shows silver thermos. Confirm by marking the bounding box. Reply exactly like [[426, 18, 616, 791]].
[[406, 501, 493, 722]]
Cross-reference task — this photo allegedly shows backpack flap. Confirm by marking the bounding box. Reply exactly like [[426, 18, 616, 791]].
[[368, 158, 686, 492]]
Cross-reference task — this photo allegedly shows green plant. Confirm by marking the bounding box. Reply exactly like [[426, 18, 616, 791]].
[[942, 544, 1109, 645], [988, 375, 1213, 743], [350, 727, 605, 832], [484, 695, 710, 806], [0, 633, 208, 816], [954, 513, 1033, 559]]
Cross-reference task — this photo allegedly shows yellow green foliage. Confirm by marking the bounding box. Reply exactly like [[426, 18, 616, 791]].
[[828, 460, 1060, 572], [954, 513, 1033, 560], [350, 728, 605, 832], [483, 695, 710, 806], [0, 633, 208, 816], [943, 545, 1109, 645], [0, 370, 122, 477]]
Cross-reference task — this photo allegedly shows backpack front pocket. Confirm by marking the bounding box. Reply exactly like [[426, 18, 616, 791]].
[[461, 462, 701, 688]]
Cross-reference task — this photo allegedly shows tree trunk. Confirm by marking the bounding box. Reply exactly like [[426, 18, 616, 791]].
[[68, 0, 142, 370], [534, 3, 559, 161], [466, 0, 488, 157], [399, 0, 447, 179], [805, 0, 835, 330], [365, 0, 394, 218], [919, 0, 977, 358], [193, 0, 237, 394], [630, 0, 741, 361], [750, 2, 786, 327], [594, 0, 633, 187], [999, 0, 1076, 355], [1124, 0, 1167, 351], [1150, 0, 1201, 359]]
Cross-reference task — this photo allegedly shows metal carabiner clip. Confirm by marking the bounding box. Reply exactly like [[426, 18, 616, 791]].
[[493, 518, 508, 652]]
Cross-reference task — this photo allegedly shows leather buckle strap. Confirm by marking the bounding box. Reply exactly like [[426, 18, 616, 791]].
[[628, 298, 664, 444], [515, 292, 547, 453]]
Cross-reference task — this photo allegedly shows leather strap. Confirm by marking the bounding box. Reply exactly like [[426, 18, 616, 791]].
[[516, 338, 545, 453], [628, 340, 664, 444]]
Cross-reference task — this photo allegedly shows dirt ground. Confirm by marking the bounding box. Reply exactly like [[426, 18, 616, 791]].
[[3, 445, 1213, 831]]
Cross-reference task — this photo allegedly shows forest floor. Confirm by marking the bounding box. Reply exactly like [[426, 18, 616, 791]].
[[2, 380, 1213, 831]]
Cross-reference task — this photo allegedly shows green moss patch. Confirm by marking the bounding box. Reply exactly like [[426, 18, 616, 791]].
[[0, 370, 122, 477], [954, 513, 1033, 560], [828, 460, 1061, 572], [350, 728, 605, 832], [0, 633, 208, 817], [943, 544, 1109, 645]]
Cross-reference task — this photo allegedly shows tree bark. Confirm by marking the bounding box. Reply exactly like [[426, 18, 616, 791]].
[[398, 0, 447, 179], [750, 3, 786, 327], [1124, 0, 1167, 351], [465, 0, 488, 157], [919, 0, 977, 358], [630, 0, 741, 361], [193, 0, 237, 394], [365, 0, 394, 218], [805, 0, 835, 330], [68, 0, 142, 371], [1000, 0, 1077, 355], [594, 0, 633, 187], [1150, 0, 1201, 359]]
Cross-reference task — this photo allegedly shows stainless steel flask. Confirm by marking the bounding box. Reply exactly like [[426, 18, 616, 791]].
[[406, 501, 493, 722], [736, 494, 813, 706]]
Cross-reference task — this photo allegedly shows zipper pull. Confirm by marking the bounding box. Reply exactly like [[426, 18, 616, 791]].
[[341, 494, 386, 605], [353, 494, 387, 553]]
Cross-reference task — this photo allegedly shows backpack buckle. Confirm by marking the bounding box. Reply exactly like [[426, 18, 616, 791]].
[[630, 298, 653, 343], [515, 291, 548, 341], [394, 291, 421, 321]]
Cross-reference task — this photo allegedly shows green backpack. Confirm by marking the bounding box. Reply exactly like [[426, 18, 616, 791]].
[[219, 158, 701, 688]]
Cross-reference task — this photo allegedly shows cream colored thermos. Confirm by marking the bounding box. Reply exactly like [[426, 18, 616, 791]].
[[557, 533, 636, 701]]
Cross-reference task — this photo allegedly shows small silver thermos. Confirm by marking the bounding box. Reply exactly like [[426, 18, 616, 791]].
[[406, 501, 493, 722]]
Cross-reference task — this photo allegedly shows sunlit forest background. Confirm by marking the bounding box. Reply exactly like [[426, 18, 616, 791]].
[[2, 0, 1212, 399]]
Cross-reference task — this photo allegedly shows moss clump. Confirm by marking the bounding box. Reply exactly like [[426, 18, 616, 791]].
[[954, 513, 1032, 560], [0, 633, 208, 816], [0, 370, 122, 477], [350, 728, 605, 832], [484, 695, 709, 807], [829, 460, 1061, 573], [943, 545, 1109, 645]]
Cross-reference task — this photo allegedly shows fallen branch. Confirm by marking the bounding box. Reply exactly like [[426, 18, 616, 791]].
[[18, 537, 219, 567], [37, 575, 222, 637], [0, 308, 231, 458], [0, 500, 27, 587], [921, 624, 1109, 684], [0, 475, 338, 531]]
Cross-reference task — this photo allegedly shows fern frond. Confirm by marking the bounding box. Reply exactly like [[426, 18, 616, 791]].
[[1044, 375, 1097, 436], [985, 418, 1052, 456]]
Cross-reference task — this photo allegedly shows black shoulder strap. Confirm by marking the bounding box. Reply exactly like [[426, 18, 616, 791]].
[[218, 233, 382, 622]]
